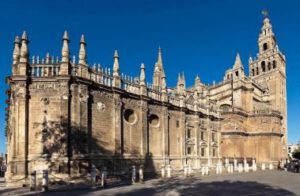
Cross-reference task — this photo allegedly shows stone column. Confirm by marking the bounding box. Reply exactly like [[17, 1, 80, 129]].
[[166, 164, 171, 178], [139, 166, 144, 182], [261, 163, 266, 171], [161, 165, 165, 178], [206, 112, 211, 167], [180, 111, 186, 169], [113, 93, 122, 155], [234, 158, 237, 171], [140, 100, 148, 156], [14, 82, 29, 177], [194, 118, 200, 169], [78, 85, 89, 155], [162, 106, 169, 165]]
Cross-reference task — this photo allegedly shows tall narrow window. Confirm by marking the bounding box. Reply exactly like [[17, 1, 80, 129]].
[[256, 67, 259, 75], [49, 67, 53, 76], [187, 129, 191, 139], [261, 61, 266, 72], [176, 120, 180, 128], [212, 132, 216, 142], [268, 62, 271, 71], [187, 147, 191, 155], [213, 148, 216, 157], [200, 132, 204, 140], [263, 43, 268, 51], [201, 148, 205, 157], [273, 60, 277, 69], [252, 69, 255, 76]]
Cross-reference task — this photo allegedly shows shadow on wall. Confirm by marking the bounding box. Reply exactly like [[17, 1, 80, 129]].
[[36, 115, 155, 179], [111, 179, 295, 196]]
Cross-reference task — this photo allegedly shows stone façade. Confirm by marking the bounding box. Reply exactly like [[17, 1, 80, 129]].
[[5, 15, 287, 186]]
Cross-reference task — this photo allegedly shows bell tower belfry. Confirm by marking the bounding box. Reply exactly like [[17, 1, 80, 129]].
[[249, 12, 287, 157]]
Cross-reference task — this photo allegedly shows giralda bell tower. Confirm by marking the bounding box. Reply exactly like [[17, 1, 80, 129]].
[[249, 12, 287, 158]]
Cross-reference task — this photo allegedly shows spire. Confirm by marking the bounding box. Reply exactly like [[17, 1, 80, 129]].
[[20, 31, 29, 63], [113, 50, 120, 76], [63, 30, 69, 39], [177, 73, 181, 84], [177, 72, 186, 86], [140, 63, 146, 86], [161, 71, 167, 91], [195, 74, 201, 87], [12, 36, 20, 64], [177, 72, 186, 94], [154, 46, 164, 72], [46, 52, 50, 64], [22, 31, 28, 40], [79, 34, 87, 65], [61, 30, 70, 63], [260, 10, 274, 39], [181, 71, 185, 82], [157, 46, 162, 65], [161, 71, 168, 101], [256, 11, 278, 55], [152, 47, 166, 90], [114, 50, 119, 58], [233, 53, 243, 69], [249, 56, 253, 64]]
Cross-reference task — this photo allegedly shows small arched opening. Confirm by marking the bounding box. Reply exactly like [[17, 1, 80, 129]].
[[273, 60, 277, 69], [263, 43, 268, 51], [261, 61, 266, 72], [268, 62, 271, 71]]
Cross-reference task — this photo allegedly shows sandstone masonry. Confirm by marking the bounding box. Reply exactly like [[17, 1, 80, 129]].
[[5, 15, 287, 186]]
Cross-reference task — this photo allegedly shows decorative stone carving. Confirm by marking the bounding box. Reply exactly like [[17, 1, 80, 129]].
[[61, 94, 69, 100], [41, 97, 50, 105], [91, 91, 113, 100], [79, 94, 89, 103], [149, 105, 162, 114], [29, 82, 68, 91], [122, 98, 141, 108], [15, 87, 26, 99], [140, 104, 148, 113], [114, 96, 122, 107], [96, 102, 106, 112]]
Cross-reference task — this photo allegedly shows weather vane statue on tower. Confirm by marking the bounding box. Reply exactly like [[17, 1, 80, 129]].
[[262, 9, 269, 18]]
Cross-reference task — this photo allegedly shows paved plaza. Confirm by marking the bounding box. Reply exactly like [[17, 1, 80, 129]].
[[1, 170, 300, 196]]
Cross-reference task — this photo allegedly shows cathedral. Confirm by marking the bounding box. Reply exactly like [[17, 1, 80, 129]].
[[5, 15, 287, 186]]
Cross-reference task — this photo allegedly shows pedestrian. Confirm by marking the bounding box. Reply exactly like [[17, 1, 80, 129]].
[[295, 161, 299, 173], [277, 160, 281, 170]]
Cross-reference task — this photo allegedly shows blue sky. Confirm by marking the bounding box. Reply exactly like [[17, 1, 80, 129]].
[[0, 0, 299, 153]]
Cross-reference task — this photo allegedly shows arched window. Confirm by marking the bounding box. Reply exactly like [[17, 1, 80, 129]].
[[261, 61, 266, 72], [256, 67, 259, 75], [252, 69, 255, 76], [235, 71, 239, 77], [220, 104, 231, 112], [263, 43, 268, 51], [268, 62, 271, 71], [187, 147, 191, 155], [273, 60, 277, 69]]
